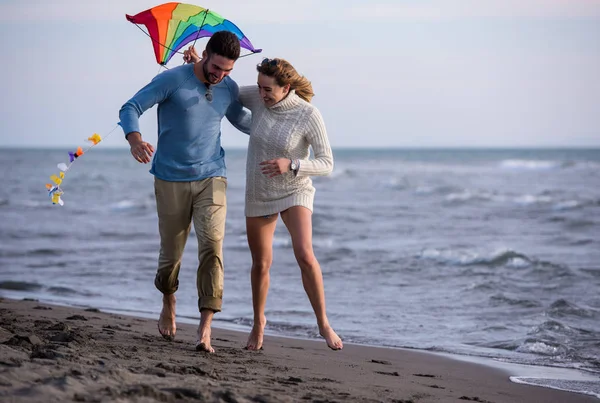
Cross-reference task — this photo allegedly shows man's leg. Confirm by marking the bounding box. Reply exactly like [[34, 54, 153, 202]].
[[245, 214, 278, 350], [281, 206, 343, 350], [154, 178, 193, 340], [191, 177, 227, 353]]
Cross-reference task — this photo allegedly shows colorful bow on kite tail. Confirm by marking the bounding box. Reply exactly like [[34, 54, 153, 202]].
[[45, 128, 117, 206]]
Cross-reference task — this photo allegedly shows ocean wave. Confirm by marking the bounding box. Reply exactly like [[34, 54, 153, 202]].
[[0, 248, 68, 258], [500, 159, 562, 170], [530, 320, 572, 335], [510, 378, 600, 399], [0, 280, 42, 291], [552, 199, 600, 211], [20, 199, 53, 208], [0, 198, 8, 207], [415, 185, 462, 196], [516, 340, 567, 356], [513, 194, 553, 205], [489, 294, 541, 308], [547, 299, 598, 319], [418, 248, 533, 268], [222, 316, 321, 338], [109, 199, 151, 212], [46, 286, 96, 297]]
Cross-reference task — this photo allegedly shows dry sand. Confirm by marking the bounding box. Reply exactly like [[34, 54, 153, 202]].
[[0, 297, 596, 402]]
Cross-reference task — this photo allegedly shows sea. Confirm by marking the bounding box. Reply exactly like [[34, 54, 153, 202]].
[[1, 147, 599, 397]]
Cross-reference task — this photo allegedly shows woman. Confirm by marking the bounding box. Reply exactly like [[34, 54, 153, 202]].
[[237, 58, 342, 351], [184, 47, 342, 351]]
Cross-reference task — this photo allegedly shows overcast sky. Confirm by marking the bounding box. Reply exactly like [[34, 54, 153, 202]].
[[1, 0, 599, 149]]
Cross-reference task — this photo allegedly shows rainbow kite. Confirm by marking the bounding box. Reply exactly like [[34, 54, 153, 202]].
[[126, 2, 261, 65]]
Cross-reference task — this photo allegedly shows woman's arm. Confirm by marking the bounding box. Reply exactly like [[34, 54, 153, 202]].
[[296, 107, 333, 177], [238, 85, 261, 111]]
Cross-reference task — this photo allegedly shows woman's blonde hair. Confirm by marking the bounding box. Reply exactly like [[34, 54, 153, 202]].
[[257, 58, 314, 103]]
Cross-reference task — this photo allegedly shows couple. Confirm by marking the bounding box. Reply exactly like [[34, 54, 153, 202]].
[[119, 31, 343, 353]]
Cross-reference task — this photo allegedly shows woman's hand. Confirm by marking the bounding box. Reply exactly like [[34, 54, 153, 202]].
[[183, 45, 201, 64], [260, 158, 291, 177]]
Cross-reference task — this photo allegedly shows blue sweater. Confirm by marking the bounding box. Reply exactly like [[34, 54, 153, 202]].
[[119, 64, 250, 181]]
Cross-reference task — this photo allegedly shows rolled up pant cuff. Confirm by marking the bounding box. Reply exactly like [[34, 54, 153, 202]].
[[198, 296, 221, 313], [155, 276, 178, 295]]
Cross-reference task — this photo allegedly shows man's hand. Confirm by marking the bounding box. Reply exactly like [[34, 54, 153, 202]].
[[127, 132, 155, 164], [260, 158, 291, 178], [183, 45, 201, 64]]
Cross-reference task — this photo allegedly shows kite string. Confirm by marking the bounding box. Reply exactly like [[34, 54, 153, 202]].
[[190, 10, 209, 53], [64, 124, 120, 174], [181, 10, 209, 66], [134, 10, 208, 65], [133, 23, 186, 60]]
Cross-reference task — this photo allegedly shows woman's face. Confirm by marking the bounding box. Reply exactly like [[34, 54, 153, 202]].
[[257, 73, 290, 107]]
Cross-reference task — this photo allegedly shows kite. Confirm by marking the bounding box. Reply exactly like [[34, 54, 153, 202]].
[[45, 126, 118, 206], [126, 2, 262, 66]]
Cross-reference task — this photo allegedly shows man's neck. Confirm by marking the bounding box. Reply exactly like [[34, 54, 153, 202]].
[[193, 61, 209, 84]]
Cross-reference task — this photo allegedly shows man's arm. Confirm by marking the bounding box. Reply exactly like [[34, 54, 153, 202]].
[[224, 79, 252, 135], [118, 72, 175, 162]]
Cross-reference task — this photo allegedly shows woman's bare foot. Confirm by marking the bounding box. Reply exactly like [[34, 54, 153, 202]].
[[158, 294, 176, 341], [246, 318, 266, 351], [196, 310, 215, 353], [319, 325, 343, 350]]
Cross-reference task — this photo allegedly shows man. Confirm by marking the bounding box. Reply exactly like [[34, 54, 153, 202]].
[[119, 31, 250, 353]]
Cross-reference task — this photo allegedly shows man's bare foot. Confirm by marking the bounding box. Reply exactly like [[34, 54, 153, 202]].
[[246, 318, 266, 351], [319, 325, 343, 350], [196, 309, 215, 353], [158, 294, 176, 341]]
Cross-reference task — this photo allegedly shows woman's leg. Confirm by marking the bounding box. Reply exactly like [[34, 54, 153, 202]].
[[281, 206, 343, 350], [246, 214, 278, 350]]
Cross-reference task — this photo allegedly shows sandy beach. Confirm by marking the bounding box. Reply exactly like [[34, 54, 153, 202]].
[[0, 297, 596, 403]]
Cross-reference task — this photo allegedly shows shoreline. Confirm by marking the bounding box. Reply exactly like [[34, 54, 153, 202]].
[[1, 297, 597, 402]]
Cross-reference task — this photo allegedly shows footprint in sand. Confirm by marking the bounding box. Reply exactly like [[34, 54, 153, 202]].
[[371, 359, 392, 365], [375, 370, 400, 377], [66, 315, 87, 321]]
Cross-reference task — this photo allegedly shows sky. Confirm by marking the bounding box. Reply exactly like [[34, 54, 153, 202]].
[[1, 0, 599, 149]]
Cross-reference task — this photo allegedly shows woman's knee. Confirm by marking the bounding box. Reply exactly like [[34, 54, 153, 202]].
[[294, 249, 317, 270], [251, 259, 272, 274]]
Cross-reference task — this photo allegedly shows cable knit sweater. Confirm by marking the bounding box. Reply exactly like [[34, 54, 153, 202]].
[[238, 86, 333, 217]]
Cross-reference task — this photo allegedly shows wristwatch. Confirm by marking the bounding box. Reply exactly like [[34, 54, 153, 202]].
[[290, 159, 299, 175]]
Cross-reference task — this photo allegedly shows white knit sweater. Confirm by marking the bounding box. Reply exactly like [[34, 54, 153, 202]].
[[238, 86, 333, 217]]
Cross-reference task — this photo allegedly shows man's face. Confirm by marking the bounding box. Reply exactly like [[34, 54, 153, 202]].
[[202, 54, 235, 84]]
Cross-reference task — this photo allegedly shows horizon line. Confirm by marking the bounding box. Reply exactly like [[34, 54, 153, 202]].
[[1, 145, 599, 151]]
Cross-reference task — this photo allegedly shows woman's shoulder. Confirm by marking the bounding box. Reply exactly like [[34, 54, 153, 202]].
[[239, 85, 261, 102], [297, 99, 322, 121]]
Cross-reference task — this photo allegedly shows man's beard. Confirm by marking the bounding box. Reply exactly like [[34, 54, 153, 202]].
[[202, 57, 220, 84]]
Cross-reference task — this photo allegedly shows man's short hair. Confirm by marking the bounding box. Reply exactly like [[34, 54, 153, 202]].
[[206, 31, 241, 61]]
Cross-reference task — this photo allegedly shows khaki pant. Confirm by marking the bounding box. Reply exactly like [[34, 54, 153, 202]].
[[153, 177, 227, 312]]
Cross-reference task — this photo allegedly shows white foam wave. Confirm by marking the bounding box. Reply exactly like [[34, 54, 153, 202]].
[[418, 248, 532, 268], [553, 200, 581, 211], [109, 199, 151, 211], [513, 194, 553, 205], [500, 159, 560, 170], [445, 190, 495, 203], [510, 377, 600, 399], [516, 341, 562, 355], [21, 199, 51, 208]]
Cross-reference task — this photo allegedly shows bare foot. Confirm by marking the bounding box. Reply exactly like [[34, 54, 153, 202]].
[[246, 319, 266, 351], [319, 325, 343, 350], [158, 294, 176, 341], [196, 309, 215, 353]]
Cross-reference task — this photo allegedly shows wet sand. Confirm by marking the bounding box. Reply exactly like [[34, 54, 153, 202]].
[[0, 297, 596, 402]]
